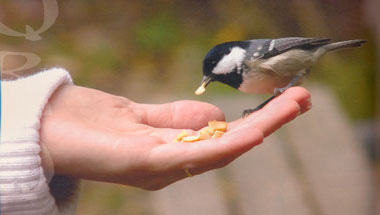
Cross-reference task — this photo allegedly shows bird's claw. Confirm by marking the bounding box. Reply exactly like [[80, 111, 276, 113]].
[[274, 87, 286, 97], [242, 108, 259, 118]]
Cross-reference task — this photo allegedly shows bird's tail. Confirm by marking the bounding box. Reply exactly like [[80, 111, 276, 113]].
[[323, 39, 367, 52]]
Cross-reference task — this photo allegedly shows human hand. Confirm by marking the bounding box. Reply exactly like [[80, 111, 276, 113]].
[[40, 85, 311, 190]]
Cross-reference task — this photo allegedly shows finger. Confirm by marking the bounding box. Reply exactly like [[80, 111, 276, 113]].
[[133, 100, 225, 130], [282, 86, 312, 114], [235, 86, 311, 137], [229, 86, 311, 132], [143, 155, 237, 190], [181, 156, 236, 178]]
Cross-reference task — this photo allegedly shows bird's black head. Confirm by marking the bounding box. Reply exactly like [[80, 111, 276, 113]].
[[200, 41, 249, 90]]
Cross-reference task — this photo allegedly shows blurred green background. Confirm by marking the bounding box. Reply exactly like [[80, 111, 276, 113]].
[[0, 0, 376, 119], [0, 0, 378, 214]]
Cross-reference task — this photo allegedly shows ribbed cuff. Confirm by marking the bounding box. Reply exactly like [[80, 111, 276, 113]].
[[1, 68, 74, 215], [1, 68, 73, 141]]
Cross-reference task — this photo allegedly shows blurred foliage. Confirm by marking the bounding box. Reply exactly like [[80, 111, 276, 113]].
[[0, 0, 377, 213], [0, 0, 375, 120]]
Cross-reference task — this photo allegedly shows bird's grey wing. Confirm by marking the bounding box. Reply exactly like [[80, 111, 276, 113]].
[[244, 37, 331, 60]]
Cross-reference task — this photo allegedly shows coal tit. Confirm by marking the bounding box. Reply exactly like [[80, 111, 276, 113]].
[[195, 37, 366, 116]]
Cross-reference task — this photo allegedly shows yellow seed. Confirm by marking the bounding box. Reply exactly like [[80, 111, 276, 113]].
[[195, 85, 206, 95], [212, 130, 225, 138], [182, 135, 201, 142], [174, 121, 227, 142], [208, 120, 227, 132], [175, 130, 188, 142], [199, 127, 214, 140]]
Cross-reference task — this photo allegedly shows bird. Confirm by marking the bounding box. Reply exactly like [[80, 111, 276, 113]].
[[194, 37, 367, 117]]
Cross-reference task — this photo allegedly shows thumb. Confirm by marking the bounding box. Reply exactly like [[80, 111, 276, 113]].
[[135, 100, 225, 130]]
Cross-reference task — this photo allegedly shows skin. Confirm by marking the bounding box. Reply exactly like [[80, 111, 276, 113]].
[[40, 85, 311, 191]]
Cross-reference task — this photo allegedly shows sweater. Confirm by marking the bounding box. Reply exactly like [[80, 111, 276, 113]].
[[1, 68, 78, 215]]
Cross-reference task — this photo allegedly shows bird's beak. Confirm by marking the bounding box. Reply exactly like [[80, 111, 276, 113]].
[[195, 75, 213, 95]]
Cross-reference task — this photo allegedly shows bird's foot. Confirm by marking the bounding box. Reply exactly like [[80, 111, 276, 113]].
[[274, 87, 287, 97], [242, 108, 258, 118]]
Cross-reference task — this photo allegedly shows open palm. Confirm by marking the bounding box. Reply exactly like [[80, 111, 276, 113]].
[[40, 85, 311, 190]]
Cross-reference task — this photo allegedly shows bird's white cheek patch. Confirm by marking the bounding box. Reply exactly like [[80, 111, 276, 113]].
[[212, 47, 246, 75]]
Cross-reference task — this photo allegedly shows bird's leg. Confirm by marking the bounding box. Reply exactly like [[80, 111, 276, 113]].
[[242, 95, 275, 117], [242, 72, 307, 117], [273, 74, 303, 96]]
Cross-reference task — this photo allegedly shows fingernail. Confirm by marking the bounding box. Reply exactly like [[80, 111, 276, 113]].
[[301, 104, 312, 114], [300, 98, 312, 113], [305, 103, 312, 111], [305, 98, 312, 110]]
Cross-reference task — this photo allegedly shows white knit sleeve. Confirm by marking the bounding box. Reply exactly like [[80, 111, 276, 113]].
[[1, 68, 77, 215]]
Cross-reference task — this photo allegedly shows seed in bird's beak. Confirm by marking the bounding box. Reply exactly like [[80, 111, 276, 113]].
[[195, 83, 206, 95], [195, 76, 212, 95]]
